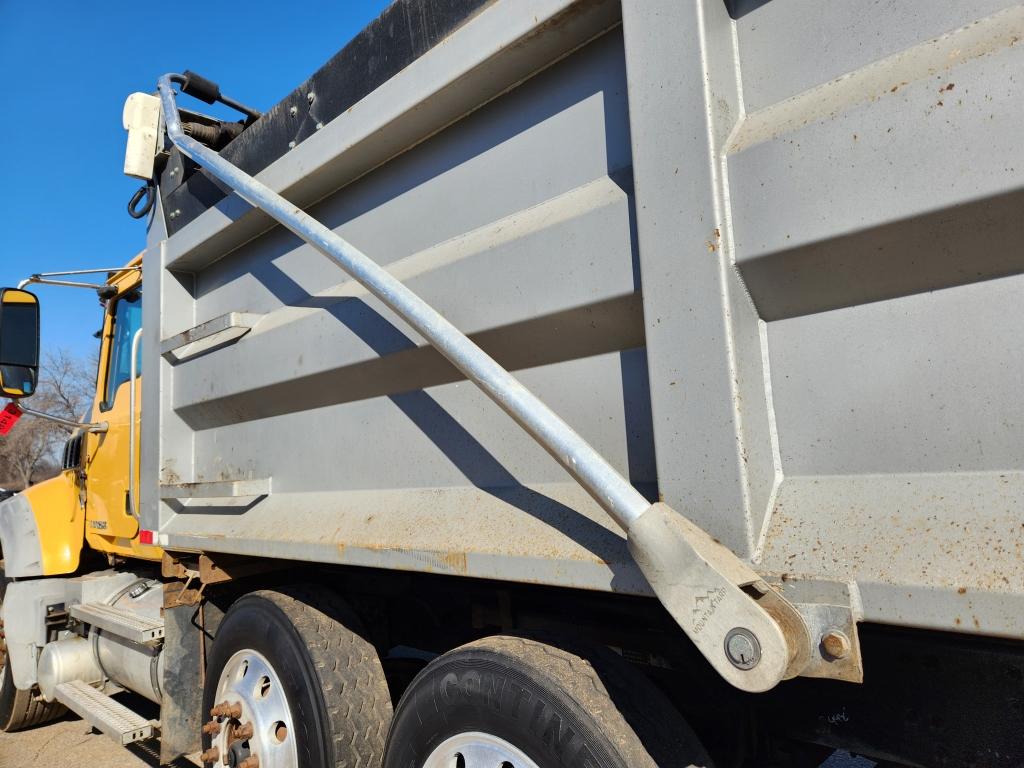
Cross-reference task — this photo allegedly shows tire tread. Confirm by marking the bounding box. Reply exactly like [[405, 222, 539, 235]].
[[386, 634, 712, 768], [247, 586, 392, 768], [461, 635, 709, 767]]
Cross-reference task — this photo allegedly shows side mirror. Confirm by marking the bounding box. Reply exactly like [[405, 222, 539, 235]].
[[0, 288, 40, 399]]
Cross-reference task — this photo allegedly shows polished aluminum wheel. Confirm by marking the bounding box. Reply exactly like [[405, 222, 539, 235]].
[[209, 649, 298, 768], [422, 731, 541, 768]]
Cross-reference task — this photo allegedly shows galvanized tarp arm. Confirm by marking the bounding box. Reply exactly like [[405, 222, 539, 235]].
[[155, 72, 812, 692]]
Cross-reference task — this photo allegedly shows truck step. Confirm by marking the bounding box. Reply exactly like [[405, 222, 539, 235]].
[[70, 602, 165, 644], [54, 680, 155, 745]]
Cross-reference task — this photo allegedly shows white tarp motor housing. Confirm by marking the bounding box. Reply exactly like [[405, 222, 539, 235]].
[[122, 92, 162, 180]]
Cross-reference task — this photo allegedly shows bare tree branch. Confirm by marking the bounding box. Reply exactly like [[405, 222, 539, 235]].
[[0, 348, 97, 489]]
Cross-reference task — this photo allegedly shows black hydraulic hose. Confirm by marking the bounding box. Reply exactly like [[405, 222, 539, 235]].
[[127, 184, 155, 219]]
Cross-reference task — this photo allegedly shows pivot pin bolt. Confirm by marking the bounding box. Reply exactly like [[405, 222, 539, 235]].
[[724, 627, 762, 670], [821, 629, 851, 660]]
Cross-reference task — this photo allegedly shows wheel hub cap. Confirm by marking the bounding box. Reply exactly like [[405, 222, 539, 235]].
[[206, 649, 298, 768], [423, 731, 541, 768]]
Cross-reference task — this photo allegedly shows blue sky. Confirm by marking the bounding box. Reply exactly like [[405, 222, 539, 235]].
[[0, 0, 388, 359]]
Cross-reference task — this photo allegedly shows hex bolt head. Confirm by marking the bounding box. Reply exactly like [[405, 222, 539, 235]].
[[307, 91, 316, 104], [200, 747, 219, 764], [235, 721, 254, 741], [239, 757, 260, 768], [202, 720, 222, 736], [288, 105, 298, 117], [724, 627, 762, 670], [211, 700, 243, 719], [821, 629, 851, 660]]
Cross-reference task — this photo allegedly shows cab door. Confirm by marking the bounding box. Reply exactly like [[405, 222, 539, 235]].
[[84, 288, 142, 546]]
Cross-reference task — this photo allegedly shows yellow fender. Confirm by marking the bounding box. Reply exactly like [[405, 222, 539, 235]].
[[0, 471, 83, 577]]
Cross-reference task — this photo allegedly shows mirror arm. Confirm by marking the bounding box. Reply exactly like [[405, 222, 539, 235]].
[[17, 267, 141, 289], [17, 405, 108, 433], [18, 276, 111, 292], [17, 268, 140, 296]]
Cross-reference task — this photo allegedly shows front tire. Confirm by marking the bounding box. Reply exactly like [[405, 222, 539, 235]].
[[384, 635, 713, 768], [203, 585, 392, 768]]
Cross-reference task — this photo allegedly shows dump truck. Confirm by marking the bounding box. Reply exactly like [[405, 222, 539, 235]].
[[1, 1, 1022, 766]]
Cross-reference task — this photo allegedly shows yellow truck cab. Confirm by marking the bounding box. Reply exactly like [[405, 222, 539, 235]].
[[2, 259, 157, 578], [80, 260, 157, 562]]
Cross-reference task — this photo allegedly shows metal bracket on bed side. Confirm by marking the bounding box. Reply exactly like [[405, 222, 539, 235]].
[[160, 311, 263, 363], [160, 478, 271, 501], [154, 72, 821, 693], [773, 579, 864, 683]]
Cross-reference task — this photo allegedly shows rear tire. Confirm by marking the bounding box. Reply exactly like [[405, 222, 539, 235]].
[[384, 635, 714, 768], [0, 562, 66, 732], [202, 585, 392, 768]]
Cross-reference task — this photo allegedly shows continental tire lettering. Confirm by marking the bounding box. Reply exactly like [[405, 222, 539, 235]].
[[435, 668, 590, 764], [463, 670, 481, 702], [506, 680, 532, 719], [541, 707, 582, 760], [440, 672, 461, 705], [529, 697, 548, 733], [441, 670, 524, 717], [483, 671, 506, 711]]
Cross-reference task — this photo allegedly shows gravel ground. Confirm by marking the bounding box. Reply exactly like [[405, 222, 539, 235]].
[[0, 692, 200, 768], [0, 716, 199, 767], [0, 710, 877, 768]]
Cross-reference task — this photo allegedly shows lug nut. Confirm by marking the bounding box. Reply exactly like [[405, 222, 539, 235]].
[[239, 757, 259, 768], [234, 721, 254, 740], [210, 701, 243, 719], [200, 747, 220, 764], [202, 720, 222, 736], [821, 629, 852, 660]]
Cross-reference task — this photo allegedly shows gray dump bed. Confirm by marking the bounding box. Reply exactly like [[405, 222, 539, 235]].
[[142, 0, 1024, 641]]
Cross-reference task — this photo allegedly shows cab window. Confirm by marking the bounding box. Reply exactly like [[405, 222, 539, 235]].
[[102, 292, 142, 410]]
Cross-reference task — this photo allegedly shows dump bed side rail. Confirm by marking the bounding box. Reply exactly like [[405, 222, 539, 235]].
[[154, 72, 814, 693]]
